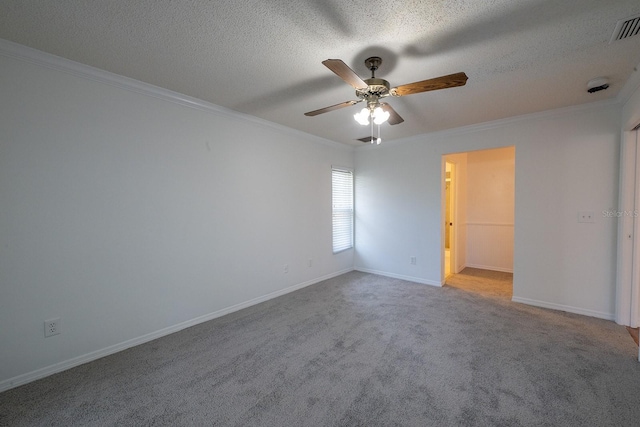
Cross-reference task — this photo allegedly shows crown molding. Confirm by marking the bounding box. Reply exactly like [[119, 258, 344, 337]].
[[0, 38, 352, 152], [617, 60, 640, 107], [3, 36, 628, 153], [429, 99, 620, 139], [358, 98, 621, 150]]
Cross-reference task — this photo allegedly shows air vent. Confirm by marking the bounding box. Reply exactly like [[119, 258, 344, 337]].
[[610, 15, 640, 43], [356, 136, 382, 144]]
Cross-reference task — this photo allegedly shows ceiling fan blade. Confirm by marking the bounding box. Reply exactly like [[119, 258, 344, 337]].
[[381, 103, 404, 125], [391, 72, 468, 97], [304, 100, 360, 116], [322, 59, 368, 90]]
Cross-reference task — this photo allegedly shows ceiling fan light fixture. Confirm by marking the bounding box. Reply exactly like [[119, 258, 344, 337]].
[[355, 105, 390, 126], [372, 106, 390, 125], [354, 108, 370, 125]]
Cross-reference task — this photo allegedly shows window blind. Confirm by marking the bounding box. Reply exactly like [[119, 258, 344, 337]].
[[332, 168, 354, 253]]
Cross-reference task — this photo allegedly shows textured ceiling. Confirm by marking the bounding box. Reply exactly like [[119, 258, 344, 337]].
[[1, 0, 640, 146]]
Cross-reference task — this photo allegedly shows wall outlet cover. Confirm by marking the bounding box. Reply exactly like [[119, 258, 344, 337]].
[[44, 318, 61, 337]]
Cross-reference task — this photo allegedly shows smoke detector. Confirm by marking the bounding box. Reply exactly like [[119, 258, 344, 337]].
[[587, 77, 609, 93]]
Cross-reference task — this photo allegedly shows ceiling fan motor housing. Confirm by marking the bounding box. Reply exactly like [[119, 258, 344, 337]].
[[361, 78, 390, 94], [356, 78, 391, 109]]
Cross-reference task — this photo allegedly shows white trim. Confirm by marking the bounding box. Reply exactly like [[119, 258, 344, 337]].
[[0, 268, 353, 393], [466, 222, 514, 227], [511, 296, 614, 321], [2, 38, 626, 152], [355, 268, 442, 287], [359, 98, 620, 149], [617, 60, 640, 107], [414, 99, 618, 140], [616, 130, 640, 327], [464, 263, 514, 273], [0, 38, 351, 152], [632, 129, 640, 328]]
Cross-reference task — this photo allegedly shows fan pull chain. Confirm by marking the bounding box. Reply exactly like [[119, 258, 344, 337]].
[[371, 120, 374, 144]]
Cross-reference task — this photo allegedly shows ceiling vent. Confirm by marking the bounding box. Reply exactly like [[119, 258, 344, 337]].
[[356, 136, 381, 144], [610, 15, 640, 43]]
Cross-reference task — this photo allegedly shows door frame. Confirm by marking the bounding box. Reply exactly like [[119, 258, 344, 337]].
[[616, 129, 640, 329], [442, 159, 458, 282]]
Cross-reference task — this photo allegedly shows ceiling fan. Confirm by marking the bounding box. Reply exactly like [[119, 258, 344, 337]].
[[304, 57, 468, 141]]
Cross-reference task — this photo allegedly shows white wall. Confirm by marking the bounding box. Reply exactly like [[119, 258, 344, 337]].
[[465, 147, 515, 272], [0, 45, 354, 390], [355, 102, 620, 319]]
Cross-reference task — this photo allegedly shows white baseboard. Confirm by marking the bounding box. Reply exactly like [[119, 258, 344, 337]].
[[511, 296, 615, 321], [0, 268, 353, 393], [465, 263, 513, 273], [453, 264, 467, 274], [355, 268, 442, 287]]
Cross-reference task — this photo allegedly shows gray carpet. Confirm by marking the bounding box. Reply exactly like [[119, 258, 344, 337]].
[[1, 271, 639, 426]]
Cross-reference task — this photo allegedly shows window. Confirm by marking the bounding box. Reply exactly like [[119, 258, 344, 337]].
[[332, 167, 354, 253]]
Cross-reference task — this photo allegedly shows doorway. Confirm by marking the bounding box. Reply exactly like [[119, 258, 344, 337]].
[[444, 161, 455, 278], [442, 147, 515, 298]]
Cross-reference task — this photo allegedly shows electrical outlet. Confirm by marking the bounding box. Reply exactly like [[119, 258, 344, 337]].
[[578, 211, 595, 223], [44, 318, 61, 337], [410, 256, 417, 265], [308, 258, 313, 267], [284, 264, 289, 274]]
